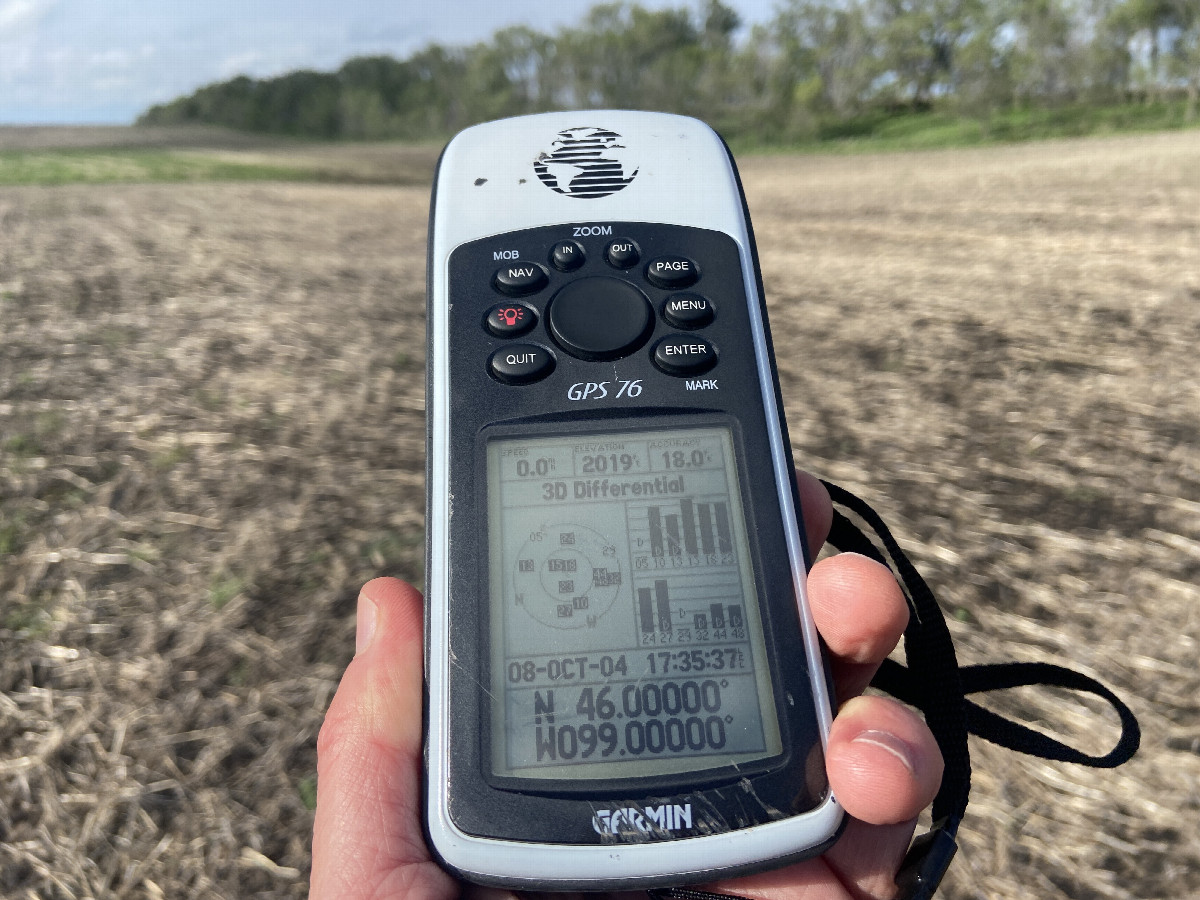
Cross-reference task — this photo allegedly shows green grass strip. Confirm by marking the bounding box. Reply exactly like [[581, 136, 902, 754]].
[[726, 100, 1200, 155], [0, 148, 320, 185]]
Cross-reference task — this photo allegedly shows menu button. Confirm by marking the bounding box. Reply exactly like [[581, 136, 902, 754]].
[[663, 293, 715, 329]]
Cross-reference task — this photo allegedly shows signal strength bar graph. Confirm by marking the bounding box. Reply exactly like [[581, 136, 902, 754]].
[[637, 580, 673, 632], [646, 500, 732, 559], [636, 578, 746, 636]]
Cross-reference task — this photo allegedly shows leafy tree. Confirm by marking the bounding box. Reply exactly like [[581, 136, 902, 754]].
[[1163, 0, 1200, 119], [868, 0, 990, 108], [557, 2, 706, 112], [487, 26, 561, 113], [135, 0, 1200, 143], [395, 45, 469, 136], [1081, 0, 1136, 102], [1007, 0, 1084, 104], [337, 55, 414, 136], [950, 4, 1016, 117], [1110, 0, 1188, 100], [770, 0, 876, 127]]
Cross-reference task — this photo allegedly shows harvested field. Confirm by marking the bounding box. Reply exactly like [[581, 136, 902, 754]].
[[1, 129, 1198, 899]]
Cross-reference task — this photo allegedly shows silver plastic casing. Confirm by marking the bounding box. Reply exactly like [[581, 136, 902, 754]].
[[425, 110, 842, 887]]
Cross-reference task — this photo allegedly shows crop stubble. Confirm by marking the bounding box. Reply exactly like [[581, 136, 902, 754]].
[[1, 131, 1197, 898]]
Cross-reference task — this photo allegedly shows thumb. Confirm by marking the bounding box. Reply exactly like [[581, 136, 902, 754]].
[[310, 577, 457, 900]]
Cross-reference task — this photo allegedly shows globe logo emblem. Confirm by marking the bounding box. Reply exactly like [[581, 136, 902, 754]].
[[534, 127, 639, 199]]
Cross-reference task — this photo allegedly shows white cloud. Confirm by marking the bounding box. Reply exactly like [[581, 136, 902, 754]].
[[0, 0, 58, 34], [215, 43, 315, 80], [216, 49, 268, 79], [89, 47, 134, 69]]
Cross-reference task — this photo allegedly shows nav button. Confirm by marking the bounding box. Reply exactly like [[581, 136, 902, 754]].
[[652, 334, 717, 376], [489, 344, 556, 384], [493, 262, 549, 297]]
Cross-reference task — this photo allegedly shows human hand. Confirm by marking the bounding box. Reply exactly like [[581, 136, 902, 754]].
[[311, 472, 943, 900]]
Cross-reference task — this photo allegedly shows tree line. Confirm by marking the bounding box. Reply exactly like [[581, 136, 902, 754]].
[[138, 0, 1200, 142]]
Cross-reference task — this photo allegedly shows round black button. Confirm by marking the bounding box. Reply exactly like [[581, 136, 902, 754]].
[[662, 293, 715, 329], [493, 262, 549, 297], [652, 334, 717, 376], [605, 239, 640, 269], [547, 277, 653, 361], [550, 240, 586, 272], [488, 344, 556, 384], [646, 255, 700, 289], [484, 303, 537, 337]]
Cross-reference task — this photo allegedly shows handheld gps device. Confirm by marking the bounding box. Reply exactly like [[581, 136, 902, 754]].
[[425, 111, 842, 890]]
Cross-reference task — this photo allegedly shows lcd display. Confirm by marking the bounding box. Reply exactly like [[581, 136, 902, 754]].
[[487, 425, 783, 780]]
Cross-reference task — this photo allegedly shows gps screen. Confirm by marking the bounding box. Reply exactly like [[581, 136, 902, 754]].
[[486, 425, 783, 780]]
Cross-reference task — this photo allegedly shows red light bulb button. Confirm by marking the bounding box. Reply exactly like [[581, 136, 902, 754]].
[[485, 303, 538, 337]]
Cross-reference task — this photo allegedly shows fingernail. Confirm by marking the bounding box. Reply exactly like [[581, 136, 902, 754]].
[[851, 729, 916, 775], [355, 591, 378, 655]]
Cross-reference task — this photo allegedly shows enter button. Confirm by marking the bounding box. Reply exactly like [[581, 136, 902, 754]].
[[652, 334, 718, 376]]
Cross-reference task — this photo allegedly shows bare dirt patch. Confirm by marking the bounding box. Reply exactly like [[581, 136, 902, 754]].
[[2, 130, 1198, 899]]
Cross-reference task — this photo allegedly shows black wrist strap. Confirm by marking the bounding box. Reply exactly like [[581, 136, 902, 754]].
[[649, 480, 1140, 900]]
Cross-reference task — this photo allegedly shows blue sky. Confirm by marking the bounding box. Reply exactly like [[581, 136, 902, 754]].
[[0, 0, 780, 124]]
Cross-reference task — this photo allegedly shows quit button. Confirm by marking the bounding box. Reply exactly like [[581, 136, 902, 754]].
[[488, 343, 556, 384], [652, 334, 717, 376]]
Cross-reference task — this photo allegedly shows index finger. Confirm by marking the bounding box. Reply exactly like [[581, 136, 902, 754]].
[[796, 472, 910, 700], [797, 469, 834, 556]]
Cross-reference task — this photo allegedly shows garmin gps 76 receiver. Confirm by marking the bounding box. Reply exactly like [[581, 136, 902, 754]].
[[424, 110, 842, 890]]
